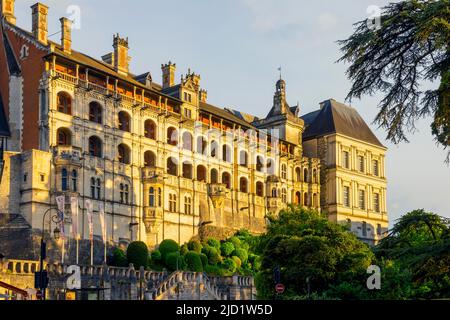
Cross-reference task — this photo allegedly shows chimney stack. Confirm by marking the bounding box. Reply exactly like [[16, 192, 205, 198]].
[[199, 89, 208, 103], [31, 3, 49, 45], [161, 61, 176, 89], [113, 34, 130, 76], [60, 17, 72, 54], [1, 0, 16, 25]]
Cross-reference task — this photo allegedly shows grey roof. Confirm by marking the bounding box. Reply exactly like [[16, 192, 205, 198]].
[[302, 99, 385, 148], [0, 92, 10, 137], [200, 102, 255, 129]]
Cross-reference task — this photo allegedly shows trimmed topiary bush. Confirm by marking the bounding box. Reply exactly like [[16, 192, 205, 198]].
[[200, 253, 208, 268], [165, 252, 185, 271], [206, 238, 221, 250], [231, 256, 242, 268], [229, 236, 242, 249], [222, 258, 237, 274], [202, 245, 222, 265], [187, 240, 203, 253], [180, 244, 189, 256], [205, 264, 226, 276], [126, 241, 149, 269], [110, 248, 128, 267], [232, 248, 248, 264], [185, 251, 203, 272], [220, 241, 235, 257], [151, 250, 162, 261], [159, 239, 180, 261]]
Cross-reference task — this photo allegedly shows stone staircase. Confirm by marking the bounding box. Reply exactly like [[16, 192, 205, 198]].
[[151, 271, 226, 300]]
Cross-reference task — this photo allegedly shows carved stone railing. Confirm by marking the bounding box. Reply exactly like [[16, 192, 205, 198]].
[[1, 259, 41, 275]]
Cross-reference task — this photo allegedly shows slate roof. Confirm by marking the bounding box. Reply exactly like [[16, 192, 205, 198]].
[[199, 102, 255, 129], [0, 92, 10, 137], [301, 99, 385, 148]]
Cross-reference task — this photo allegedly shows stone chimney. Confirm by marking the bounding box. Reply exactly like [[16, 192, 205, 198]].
[[199, 89, 208, 103], [31, 3, 49, 45], [113, 34, 130, 76], [1, 0, 16, 25], [60, 17, 72, 54], [161, 61, 176, 89]]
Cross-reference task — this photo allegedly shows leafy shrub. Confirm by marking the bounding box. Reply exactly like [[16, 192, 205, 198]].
[[202, 245, 222, 265], [205, 264, 226, 276], [187, 240, 203, 253], [185, 251, 204, 272], [206, 238, 221, 250], [180, 244, 189, 256], [229, 236, 242, 249], [200, 253, 208, 268], [231, 256, 242, 268], [126, 242, 149, 269], [159, 239, 180, 260], [232, 248, 248, 264], [151, 250, 162, 261], [165, 252, 185, 271], [110, 248, 128, 267], [220, 242, 235, 257], [222, 258, 237, 274]]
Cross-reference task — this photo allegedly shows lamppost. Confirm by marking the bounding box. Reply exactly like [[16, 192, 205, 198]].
[[38, 207, 64, 300]]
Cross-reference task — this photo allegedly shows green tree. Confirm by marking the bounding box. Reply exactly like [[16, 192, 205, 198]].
[[110, 248, 128, 267], [255, 206, 373, 300], [159, 239, 180, 261], [375, 209, 450, 299], [187, 240, 203, 253], [220, 241, 235, 257], [338, 0, 450, 160], [185, 251, 204, 272], [126, 241, 149, 269]]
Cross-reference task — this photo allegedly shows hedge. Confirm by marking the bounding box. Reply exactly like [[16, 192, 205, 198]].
[[126, 241, 149, 269], [159, 239, 180, 260], [185, 251, 203, 272]]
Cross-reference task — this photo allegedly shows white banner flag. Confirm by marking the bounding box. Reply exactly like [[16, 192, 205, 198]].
[[85, 199, 94, 242], [70, 197, 79, 239], [55, 195, 65, 240], [99, 202, 106, 243]]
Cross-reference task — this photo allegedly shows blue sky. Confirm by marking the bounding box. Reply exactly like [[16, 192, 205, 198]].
[[14, 0, 450, 224]]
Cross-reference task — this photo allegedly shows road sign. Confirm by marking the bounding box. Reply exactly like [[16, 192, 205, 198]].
[[275, 283, 285, 294]]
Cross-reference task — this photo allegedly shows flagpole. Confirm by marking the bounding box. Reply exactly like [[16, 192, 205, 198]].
[[76, 236, 79, 265], [90, 238, 93, 266], [62, 238, 65, 264]]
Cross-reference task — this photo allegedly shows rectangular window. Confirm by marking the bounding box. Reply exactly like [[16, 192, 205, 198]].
[[358, 156, 365, 172], [374, 193, 380, 213], [343, 186, 350, 207], [184, 108, 192, 118], [342, 151, 350, 169], [377, 224, 382, 236], [373, 160, 379, 176], [358, 190, 366, 210], [362, 221, 367, 237], [169, 194, 177, 212]]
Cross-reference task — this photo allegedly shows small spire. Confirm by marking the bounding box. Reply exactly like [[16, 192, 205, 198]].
[[278, 66, 282, 80]]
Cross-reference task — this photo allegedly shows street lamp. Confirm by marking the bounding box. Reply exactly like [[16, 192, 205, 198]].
[[38, 207, 64, 300]]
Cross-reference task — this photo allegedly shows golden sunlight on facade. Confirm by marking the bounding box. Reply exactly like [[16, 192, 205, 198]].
[[0, 0, 387, 259]]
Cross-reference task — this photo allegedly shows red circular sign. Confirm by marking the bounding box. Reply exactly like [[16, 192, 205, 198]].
[[275, 283, 285, 294]]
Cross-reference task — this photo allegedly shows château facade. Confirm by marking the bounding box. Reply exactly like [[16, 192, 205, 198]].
[[0, 0, 387, 257]]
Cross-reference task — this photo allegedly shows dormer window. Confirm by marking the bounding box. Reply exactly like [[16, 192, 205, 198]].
[[184, 92, 192, 103]]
